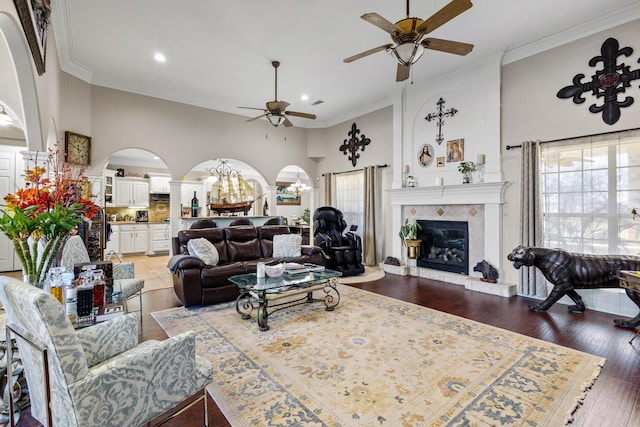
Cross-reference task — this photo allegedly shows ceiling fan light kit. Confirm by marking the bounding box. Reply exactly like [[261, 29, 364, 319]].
[[238, 60, 317, 128], [344, 0, 474, 82], [391, 42, 425, 66]]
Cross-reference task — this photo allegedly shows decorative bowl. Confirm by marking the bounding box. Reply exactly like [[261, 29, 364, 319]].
[[264, 263, 285, 278]]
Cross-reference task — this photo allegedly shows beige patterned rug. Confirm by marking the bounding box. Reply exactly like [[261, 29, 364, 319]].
[[151, 285, 605, 426]]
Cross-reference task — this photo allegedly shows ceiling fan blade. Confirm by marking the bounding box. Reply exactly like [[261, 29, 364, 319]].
[[283, 117, 294, 127], [266, 101, 289, 112], [238, 106, 265, 111], [247, 114, 266, 122], [361, 13, 403, 35], [422, 38, 474, 55], [396, 64, 410, 82], [285, 111, 317, 120], [344, 44, 393, 63], [416, 0, 473, 34]]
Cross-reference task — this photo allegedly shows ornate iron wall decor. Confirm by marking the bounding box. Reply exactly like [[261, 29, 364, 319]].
[[557, 37, 640, 125], [340, 123, 371, 167], [425, 97, 458, 145]]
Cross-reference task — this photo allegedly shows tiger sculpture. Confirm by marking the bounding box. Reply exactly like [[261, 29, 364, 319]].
[[508, 245, 640, 328]]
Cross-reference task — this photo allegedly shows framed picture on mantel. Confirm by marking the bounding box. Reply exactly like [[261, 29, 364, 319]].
[[276, 182, 301, 206]]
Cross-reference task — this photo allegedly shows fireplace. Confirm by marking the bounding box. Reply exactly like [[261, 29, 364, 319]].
[[416, 220, 469, 275]]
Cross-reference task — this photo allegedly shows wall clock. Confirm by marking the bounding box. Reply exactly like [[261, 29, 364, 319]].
[[64, 131, 91, 165]]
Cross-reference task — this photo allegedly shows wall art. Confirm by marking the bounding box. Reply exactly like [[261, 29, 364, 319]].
[[436, 156, 445, 168], [425, 97, 458, 145], [418, 144, 434, 167], [339, 122, 371, 167], [446, 139, 464, 163], [557, 37, 640, 125], [14, 0, 51, 75], [276, 182, 301, 206]]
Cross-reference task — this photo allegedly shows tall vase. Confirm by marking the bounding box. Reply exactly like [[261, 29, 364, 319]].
[[462, 173, 471, 184]]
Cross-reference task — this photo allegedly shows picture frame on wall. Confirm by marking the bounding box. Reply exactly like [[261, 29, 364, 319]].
[[446, 138, 464, 163], [276, 182, 301, 205], [13, 0, 51, 75], [436, 156, 445, 168]]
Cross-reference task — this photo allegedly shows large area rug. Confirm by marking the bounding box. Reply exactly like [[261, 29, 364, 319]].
[[151, 285, 605, 426]]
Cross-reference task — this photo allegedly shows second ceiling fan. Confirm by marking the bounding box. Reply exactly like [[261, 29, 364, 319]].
[[239, 61, 316, 128], [344, 0, 474, 82]]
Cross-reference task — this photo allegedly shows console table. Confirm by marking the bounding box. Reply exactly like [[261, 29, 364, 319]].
[[229, 268, 341, 331]]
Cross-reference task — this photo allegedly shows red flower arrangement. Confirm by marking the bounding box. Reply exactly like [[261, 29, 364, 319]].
[[0, 144, 98, 281]]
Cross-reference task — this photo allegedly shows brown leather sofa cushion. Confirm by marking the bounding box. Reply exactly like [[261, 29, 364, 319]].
[[258, 225, 291, 257], [224, 226, 262, 261]]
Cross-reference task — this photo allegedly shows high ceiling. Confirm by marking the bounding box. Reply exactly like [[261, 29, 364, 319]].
[[51, 0, 640, 129]]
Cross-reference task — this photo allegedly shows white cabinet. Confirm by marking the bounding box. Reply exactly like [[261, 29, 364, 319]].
[[119, 224, 148, 254], [181, 182, 203, 207], [103, 169, 115, 206], [105, 224, 119, 254], [149, 174, 171, 193], [150, 223, 171, 253], [114, 178, 149, 207]]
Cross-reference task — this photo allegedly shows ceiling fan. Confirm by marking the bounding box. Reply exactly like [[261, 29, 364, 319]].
[[344, 0, 475, 82], [239, 61, 317, 128]]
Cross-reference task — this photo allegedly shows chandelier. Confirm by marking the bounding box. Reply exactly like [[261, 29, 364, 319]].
[[287, 169, 311, 196]]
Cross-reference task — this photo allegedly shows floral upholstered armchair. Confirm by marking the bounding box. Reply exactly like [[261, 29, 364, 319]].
[[0, 278, 213, 427]]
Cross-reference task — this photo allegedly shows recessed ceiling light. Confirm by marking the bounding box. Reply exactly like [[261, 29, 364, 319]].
[[300, 94, 309, 101], [154, 53, 166, 63], [153, 156, 160, 160]]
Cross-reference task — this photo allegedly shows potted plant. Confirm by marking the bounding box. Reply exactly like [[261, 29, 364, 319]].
[[457, 161, 476, 184], [399, 218, 422, 259]]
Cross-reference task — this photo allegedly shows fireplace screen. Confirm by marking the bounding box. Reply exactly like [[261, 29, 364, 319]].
[[416, 220, 469, 275]]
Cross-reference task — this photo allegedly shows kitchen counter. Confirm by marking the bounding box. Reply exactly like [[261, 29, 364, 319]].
[[109, 221, 169, 225]]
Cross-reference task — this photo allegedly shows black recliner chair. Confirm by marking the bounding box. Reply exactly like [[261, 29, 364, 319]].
[[313, 206, 364, 276]]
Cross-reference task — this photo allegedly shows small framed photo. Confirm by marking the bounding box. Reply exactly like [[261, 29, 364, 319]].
[[436, 156, 445, 168], [13, 0, 50, 75], [446, 139, 464, 163]]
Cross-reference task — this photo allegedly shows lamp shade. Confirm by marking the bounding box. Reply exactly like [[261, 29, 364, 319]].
[[392, 42, 424, 66], [267, 113, 286, 127]]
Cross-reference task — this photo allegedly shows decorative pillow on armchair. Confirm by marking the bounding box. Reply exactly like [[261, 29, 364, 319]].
[[187, 238, 219, 266], [273, 234, 302, 258]]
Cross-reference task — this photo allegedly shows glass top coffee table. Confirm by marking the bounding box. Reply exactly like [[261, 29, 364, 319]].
[[228, 268, 342, 331]]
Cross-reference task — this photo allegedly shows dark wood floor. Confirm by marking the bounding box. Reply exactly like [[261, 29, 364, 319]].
[[17, 274, 640, 426]]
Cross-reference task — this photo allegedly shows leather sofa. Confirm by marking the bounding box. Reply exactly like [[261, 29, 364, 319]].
[[168, 225, 325, 307]]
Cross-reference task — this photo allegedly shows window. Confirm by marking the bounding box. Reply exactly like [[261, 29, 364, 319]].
[[334, 171, 363, 232], [541, 129, 640, 256]]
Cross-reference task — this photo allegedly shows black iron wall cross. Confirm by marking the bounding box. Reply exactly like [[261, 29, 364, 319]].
[[340, 122, 371, 167], [425, 97, 458, 145], [557, 37, 640, 125]]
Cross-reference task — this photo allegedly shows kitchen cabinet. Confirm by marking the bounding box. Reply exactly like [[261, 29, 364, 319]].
[[150, 223, 171, 253], [103, 169, 115, 206], [149, 173, 171, 193], [105, 224, 119, 254], [114, 177, 149, 207], [119, 224, 148, 254], [181, 181, 204, 211]]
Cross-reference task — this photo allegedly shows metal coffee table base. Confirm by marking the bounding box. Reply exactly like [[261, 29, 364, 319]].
[[235, 277, 340, 331]]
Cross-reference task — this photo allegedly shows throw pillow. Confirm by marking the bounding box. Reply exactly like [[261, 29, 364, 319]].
[[187, 238, 219, 266], [273, 234, 302, 258]]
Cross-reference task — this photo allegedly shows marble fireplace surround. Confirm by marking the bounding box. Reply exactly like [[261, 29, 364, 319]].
[[387, 182, 516, 297]]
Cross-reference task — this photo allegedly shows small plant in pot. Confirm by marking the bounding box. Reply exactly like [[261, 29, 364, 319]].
[[457, 161, 476, 184], [399, 218, 422, 259]]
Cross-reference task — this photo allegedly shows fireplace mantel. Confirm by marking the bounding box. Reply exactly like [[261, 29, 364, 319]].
[[386, 181, 514, 297], [388, 181, 509, 206]]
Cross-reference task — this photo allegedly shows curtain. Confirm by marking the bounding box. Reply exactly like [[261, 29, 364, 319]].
[[324, 173, 334, 206], [363, 166, 383, 266], [519, 140, 546, 297]]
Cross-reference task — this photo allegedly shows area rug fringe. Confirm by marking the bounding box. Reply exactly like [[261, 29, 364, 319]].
[[564, 361, 606, 426], [152, 285, 607, 426]]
